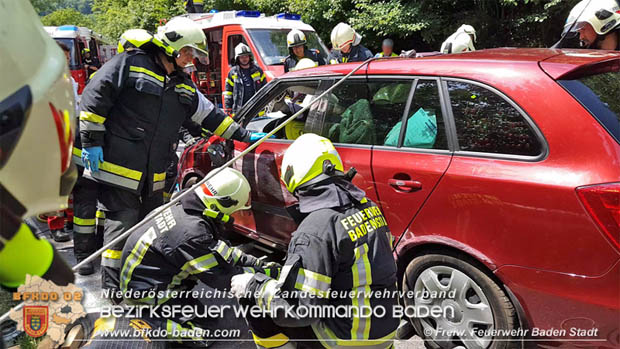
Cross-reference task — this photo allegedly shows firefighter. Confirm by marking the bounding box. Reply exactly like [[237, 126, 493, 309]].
[[374, 38, 398, 58], [223, 43, 267, 116], [231, 133, 400, 348], [328, 22, 373, 64], [440, 24, 476, 54], [284, 29, 326, 73], [82, 48, 101, 79], [75, 168, 279, 348], [77, 18, 266, 295], [561, 0, 620, 50]]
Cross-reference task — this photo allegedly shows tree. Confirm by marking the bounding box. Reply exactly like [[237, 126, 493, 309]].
[[88, 0, 580, 52], [41, 8, 95, 27], [92, 0, 184, 42], [30, 0, 93, 16]]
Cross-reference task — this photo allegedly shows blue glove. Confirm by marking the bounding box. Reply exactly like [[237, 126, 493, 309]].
[[81, 146, 104, 172], [249, 132, 275, 143]]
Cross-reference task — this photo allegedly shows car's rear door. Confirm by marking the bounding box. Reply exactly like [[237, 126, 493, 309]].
[[369, 77, 453, 237]]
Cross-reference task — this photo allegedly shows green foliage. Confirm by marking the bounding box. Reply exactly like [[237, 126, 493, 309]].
[[92, 0, 184, 42], [41, 8, 95, 27], [46, 0, 581, 52], [30, 0, 93, 15]]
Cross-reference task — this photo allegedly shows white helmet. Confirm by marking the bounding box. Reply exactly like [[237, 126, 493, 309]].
[[194, 167, 251, 218], [441, 25, 476, 54], [330, 22, 362, 50], [563, 0, 620, 36], [287, 29, 307, 48], [156, 17, 208, 58], [280, 133, 344, 193], [234, 43, 253, 62], [290, 58, 318, 71], [456, 24, 477, 42], [0, 0, 77, 217]]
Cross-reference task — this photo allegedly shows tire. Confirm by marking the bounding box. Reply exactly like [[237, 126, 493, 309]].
[[182, 175, 200, 189], [402, 253, 518, 349]]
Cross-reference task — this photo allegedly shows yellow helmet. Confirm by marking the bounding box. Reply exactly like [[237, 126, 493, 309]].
[[280, 133, 344, 193], [156, 17, 208, 58]]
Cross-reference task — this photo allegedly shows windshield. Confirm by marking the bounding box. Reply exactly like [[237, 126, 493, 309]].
[[54, 38, 81, 68], [560, 70, 620, 144], [248, 29, 328, 66]]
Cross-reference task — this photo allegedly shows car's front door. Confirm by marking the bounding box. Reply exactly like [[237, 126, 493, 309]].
[[229, 79, 334, 249], [369, 77, 453, 238]]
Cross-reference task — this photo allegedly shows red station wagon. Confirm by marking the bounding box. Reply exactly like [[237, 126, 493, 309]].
[[178, 48, 620, 348]]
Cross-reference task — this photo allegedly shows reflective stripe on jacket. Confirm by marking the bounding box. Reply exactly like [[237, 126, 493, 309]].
[[78, 49, 249, 194], [246, 179, 399, 347], [223, 63, 266, 115], [120, 193, 278, 305]]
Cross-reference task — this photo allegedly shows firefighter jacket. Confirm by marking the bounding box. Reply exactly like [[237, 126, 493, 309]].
[[328, 44, 373, 64], [374, 52, 398, 58], [284, 48, 326, 73], [245, 178, 400, 347], [76, 49, 250, 195], [119, 192, 278, 305], [223, 63, 266, 115]]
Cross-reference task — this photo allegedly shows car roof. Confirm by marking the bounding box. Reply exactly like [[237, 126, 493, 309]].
[[282, 48, 620, 80]]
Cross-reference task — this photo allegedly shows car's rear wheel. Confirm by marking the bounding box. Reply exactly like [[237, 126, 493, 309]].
[[403, 253, 518, 349]]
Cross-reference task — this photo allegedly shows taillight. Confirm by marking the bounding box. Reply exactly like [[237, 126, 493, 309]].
[[49, 103, 73, 173], [576, 182, 620, 251]]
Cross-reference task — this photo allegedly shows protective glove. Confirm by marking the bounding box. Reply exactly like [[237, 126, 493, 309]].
[[248, 132, 275, 143], [257, 260, 282, 269], [81, 146, 104, 172], [230, 273, 255, 299]]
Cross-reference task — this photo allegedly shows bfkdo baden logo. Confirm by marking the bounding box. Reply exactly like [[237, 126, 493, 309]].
[[9, 275, 86, 346], [23, 306, 49, 337]]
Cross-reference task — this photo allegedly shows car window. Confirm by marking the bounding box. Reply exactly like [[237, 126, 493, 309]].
[[247, 29, 329, 66], [559, 70, 620, 144], [389, 80, 448, 150], [243, 80, 322, 141], [447, 80, 543, 156], [310, 80, 413, 146]]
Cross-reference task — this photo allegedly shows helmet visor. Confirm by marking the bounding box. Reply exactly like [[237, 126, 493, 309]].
[[179, 46, 209, 65], [563, 20, 588, 38]]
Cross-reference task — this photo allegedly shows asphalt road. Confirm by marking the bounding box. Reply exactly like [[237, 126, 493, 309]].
[[25, 218, 425, 349]]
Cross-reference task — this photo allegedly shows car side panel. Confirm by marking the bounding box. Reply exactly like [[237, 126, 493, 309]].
[[396, 68, 620, 277], [495, 262, 620, 347]]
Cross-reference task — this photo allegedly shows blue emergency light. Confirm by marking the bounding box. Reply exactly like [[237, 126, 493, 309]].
[[58, 25, 79, 31], [276, 13, 301, 20], [236, 10, 261, 18], [209, 9, 218, 13]]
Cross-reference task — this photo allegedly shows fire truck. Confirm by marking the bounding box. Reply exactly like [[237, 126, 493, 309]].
[[45, 25, 116, 94], [175, 11, 329, 107]]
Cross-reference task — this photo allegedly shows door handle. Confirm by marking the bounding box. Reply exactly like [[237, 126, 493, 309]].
[[388, 179, 422, 192]]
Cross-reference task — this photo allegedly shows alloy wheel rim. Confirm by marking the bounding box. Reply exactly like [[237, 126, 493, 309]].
[[414, 265, 495, 349]]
